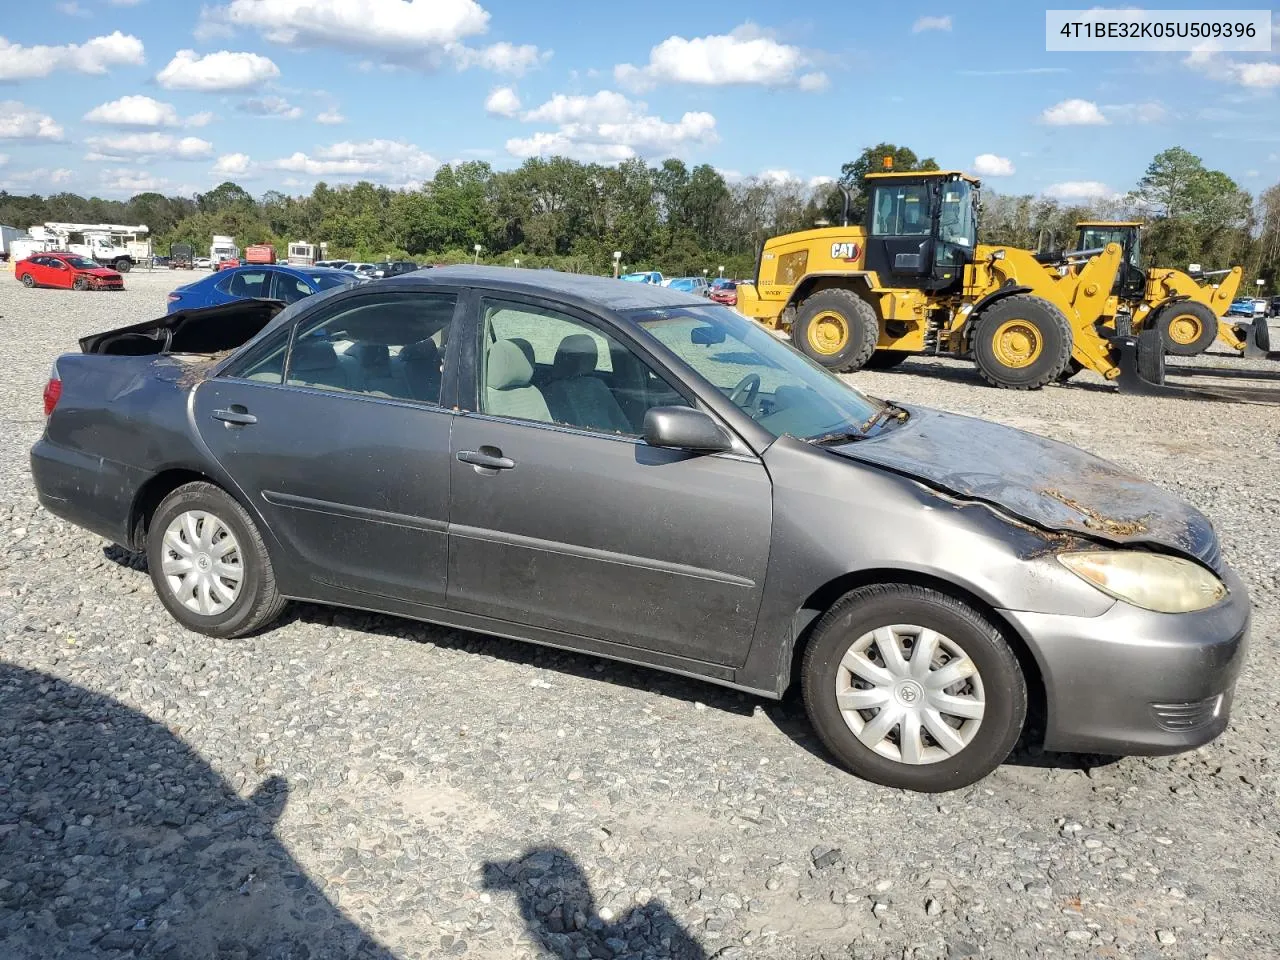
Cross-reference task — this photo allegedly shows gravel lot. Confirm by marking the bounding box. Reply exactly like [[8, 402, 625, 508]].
[[2, 269, 1279, 960]]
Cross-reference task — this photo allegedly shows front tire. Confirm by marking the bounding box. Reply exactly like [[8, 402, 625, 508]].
[[146, 481, 286, 638], [20, 273, 34, 287], [792, 289, 880, 372], [1154, 302, 1217, 356], [972, 294, 1073, 390], [801, 583, 1027, 792], [863, 349, 910, 370], [72, 276, 89, 291]]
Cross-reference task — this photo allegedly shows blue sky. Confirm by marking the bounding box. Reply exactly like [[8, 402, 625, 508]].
[[1, 1, 1277, 202]]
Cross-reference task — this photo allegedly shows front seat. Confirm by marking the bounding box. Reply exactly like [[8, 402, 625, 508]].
[[289, 339, 351, 392], [545, 334, 631, 434], [399, 338, 443, 403], [485, 340, 551, 422]]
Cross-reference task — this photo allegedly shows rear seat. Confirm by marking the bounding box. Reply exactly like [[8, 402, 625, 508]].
[[290, 340, 352, 391], [345, 342, 410, 398]]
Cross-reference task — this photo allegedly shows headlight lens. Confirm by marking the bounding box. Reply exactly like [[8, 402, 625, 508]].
[[1058, 551, 1227, 613]]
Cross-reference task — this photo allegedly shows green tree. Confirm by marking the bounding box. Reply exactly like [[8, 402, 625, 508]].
[[836, 143, 940, 220]]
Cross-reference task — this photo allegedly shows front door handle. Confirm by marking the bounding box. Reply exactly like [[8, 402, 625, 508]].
[[457, 449, 515, 471], [212, 406, 257, 426]]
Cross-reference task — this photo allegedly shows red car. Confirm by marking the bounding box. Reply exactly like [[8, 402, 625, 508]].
[[15, 251, 124, 291], [708, 280, 738, 306]]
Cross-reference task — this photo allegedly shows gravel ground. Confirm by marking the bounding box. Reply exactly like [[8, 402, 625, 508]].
[[2, 269, 1279, 960]]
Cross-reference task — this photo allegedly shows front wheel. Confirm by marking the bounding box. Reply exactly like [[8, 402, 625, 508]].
[[72, 276, 89, 291], [20, 273, 35, 288], [146, 481, 287, 638], [972, 294, 1073, 390], [802, 583, 1027, 792], [1154, 302, 1217, 356], [792, 289, 880, 372]]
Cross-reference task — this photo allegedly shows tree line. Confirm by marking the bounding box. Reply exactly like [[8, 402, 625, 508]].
[[1, 145, 1275, 288]]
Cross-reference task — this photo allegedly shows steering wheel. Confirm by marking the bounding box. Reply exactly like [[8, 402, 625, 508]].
[[728, 373, 761, 411]]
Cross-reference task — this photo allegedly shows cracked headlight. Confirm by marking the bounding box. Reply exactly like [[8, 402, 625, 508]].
[[1058, 551, 1227, 613]]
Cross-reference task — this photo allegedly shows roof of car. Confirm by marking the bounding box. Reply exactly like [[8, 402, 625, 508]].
[[405, 265, 708, 311]]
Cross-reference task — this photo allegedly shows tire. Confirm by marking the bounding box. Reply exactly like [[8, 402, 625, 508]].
[[802, 583, 1026, 792], [863, 349, 911, 370], [1056, 358, 1084, 382], [20, 273, 35, 288], [114, 258, 132, 273], [72, 276, 89, 291], [146, 481, 287, 638], [1137, 328, 1165, 384], [1154, 302, 1217, 356], [792, 289, 880, 372], [1254, 317, 1272, 353], [972, 294, 1072, 390]]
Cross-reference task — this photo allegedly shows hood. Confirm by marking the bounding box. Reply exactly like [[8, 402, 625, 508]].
[[829, 406, 1220, 568], [76, 266, 120, 277]]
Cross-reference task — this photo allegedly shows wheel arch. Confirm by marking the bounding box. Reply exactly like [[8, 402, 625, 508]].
[[128, 466, 243, 551], [969, 284, 1034, 322], [783, 567, 1049, 739], [785, 272, 879, 313]]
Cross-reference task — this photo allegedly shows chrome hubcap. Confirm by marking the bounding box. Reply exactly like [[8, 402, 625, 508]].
[[161, 510, 243, 616], [834, 624, 986, 765]]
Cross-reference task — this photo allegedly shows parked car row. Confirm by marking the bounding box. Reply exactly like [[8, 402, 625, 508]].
[[12, 250, 125, 291], [166, 264, 362, 313]]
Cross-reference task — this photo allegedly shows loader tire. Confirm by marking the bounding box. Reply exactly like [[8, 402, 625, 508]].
[[863, 349, 910, 370], [793, 289, 879, 372], [1253, 317, 1272, 353], [1137, 328, 1165, 384], [972, 295, 1072, 390], [1155, 301, 1217, 356]]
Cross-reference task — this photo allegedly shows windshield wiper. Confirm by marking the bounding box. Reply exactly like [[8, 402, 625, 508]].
[[805, 403, 909, 446]]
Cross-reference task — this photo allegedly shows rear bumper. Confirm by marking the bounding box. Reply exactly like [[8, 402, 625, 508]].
[[1000, 564, 1250, 755], [30, 438, 137, 546]]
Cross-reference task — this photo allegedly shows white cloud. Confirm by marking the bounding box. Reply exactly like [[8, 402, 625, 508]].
[[912, 15, 952, 33], [186, 111, 215, 128], [108, 0, 145, 5], [208, 0, 547, 75], [266, 139, 439, 187], [1039, 98, 1108, 125], [0, 167, 75, 190], [1044, 180, 1113, 201], [85, 132, 215, 161], [99, 168, 175, 194], [759, 169, 795, 184], [1103, 101, 1168, 123], [214, 152, 253, 176], [0, 102, 64, 141], [84, 95, 181, 128], [1184, 32, 1280, 88], [0, 31, 144, 80], [808, 175, 834, 187], [238, 95, 304, 119], [508, 90, 717, 163], [316, 108, 345, 124], [157, 49, 280, 91], [615, 24, 826, 91], [484, 86, 521, 117], [56, 2, 89, 16], [973, 153, 1015, 176]]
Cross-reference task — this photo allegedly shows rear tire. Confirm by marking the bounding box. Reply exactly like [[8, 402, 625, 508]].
[[20, 273, 34, 288], [114, 258, 132, 273], [792, 289, 880, 372], [146, 481, 286, 638], [972, 295, 1072, 390], [801, 583, 1027, 792], [1155, 302, 1217, 356], [863, 349, 911, 370]]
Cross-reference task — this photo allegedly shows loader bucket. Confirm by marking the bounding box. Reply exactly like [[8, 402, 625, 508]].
[[1114, 329, 1280, 404], [1242, 317, 1277, 360]]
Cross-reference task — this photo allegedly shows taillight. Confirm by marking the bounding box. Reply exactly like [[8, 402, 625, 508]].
[[43, 366, 62, 417]]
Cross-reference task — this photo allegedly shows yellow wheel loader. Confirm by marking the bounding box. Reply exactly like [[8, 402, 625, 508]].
[[1071, 221, 1262, 358], [737, 170, 1141, 390]]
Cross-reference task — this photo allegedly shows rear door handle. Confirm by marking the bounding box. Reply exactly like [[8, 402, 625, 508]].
[[457, 449, 515, 470], [212, 407, 257, 426]]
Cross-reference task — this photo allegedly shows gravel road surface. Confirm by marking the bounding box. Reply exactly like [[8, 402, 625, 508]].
[[2, 270, 1278, 959]]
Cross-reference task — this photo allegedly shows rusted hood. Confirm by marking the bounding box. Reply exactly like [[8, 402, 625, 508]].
[[829, 406, 1220, 567]]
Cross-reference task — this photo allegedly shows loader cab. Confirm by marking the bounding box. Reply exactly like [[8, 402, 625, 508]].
[[863, 171, 978, 293], [1076, 221, 1145, 300]]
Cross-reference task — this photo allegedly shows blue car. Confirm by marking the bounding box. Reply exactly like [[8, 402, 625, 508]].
[[166, 264, 361, 314]]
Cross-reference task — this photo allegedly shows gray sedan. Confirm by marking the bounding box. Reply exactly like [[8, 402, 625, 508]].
[[31, 267, 1249, 792]]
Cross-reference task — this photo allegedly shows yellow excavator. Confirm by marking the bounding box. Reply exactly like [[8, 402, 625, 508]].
[[1070, 221, 1267, 358], [737, 167, 1150, 390]]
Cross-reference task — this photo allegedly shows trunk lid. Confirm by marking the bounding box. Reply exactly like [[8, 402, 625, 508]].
[[828, 406, 1220, 568], [79, 299, 284, 356]]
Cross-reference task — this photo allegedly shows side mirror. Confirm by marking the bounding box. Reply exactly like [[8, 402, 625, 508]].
[[643, 406, 732, 453], [690, 324, 725, 346]]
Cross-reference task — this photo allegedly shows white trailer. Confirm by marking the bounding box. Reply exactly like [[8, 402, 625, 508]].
[[287, 241, 317, 266], [210, 235, 239, 265], [29, 222, 151, 272], [8, 236, 51, 264], [1, 224, 29, 261]]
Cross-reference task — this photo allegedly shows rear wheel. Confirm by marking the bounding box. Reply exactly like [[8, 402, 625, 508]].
[[863, 349, 910, 370], [801, 583, 1026, 792], [972, 295, 1072, 390], [20, 273, 35, 288], [114, 258, 132, 273], [146, 481, 286, 638], [1155, 302, 1217, 356], [792, 289, 880, 372]]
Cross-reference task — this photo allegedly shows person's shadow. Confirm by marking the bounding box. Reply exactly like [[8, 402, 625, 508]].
[[0, 663, 396, 959], [483, 847, 707, 960]]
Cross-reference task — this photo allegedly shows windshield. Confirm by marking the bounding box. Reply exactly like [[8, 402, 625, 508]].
[[64, 256, 99, 269], [308, 271, 360, 291], [629, 303, 883, 440]]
